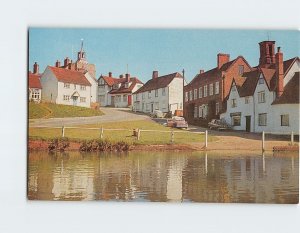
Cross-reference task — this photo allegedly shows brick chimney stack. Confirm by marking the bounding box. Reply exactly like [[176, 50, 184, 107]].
[[55, 60, 60, 67], [200, 69, 205, 74], [64, 57, 70, 67], [119, 74, 124, 79], [217, 54, 230, 69], [259, 41, 276, 67], [33, 62, 39, 74], [275, 47, 284, 97], [108, 72, 112, 77], [126, 73, 130, 82], [152, 71, 158, 79]]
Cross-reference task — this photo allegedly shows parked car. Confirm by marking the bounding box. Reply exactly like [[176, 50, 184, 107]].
[[150, 110, 164, 118], [167, 116, 188, 129], [208, 119, 231, 130]]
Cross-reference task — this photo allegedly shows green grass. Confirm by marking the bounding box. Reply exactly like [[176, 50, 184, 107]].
[[29, 102, 104, 119], [29, 120, 215, 145]]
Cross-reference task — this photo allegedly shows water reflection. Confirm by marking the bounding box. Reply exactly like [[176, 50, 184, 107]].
[[28, 151, 299, 203]]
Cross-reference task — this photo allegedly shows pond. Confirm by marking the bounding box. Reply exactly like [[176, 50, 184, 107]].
[[27, 151, 299, 203]]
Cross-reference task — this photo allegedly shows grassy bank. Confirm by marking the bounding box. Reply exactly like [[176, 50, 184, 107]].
[[29, 102, 104, 119], [29, 120, 215, 145]]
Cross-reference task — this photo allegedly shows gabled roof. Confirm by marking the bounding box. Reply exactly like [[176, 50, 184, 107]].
[[28, 72, 42, 89], [109, 78, 143, 94], [134, 72, 182, 94], [48, 66, 91, 86], [272, 72, 300, 105]]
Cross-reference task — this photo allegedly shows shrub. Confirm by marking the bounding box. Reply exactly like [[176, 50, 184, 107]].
[[48, 138, 70, 152]]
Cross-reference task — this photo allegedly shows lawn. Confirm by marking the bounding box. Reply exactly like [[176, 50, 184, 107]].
[[29, 120, 215, 145], [29, 102, 104, 119]]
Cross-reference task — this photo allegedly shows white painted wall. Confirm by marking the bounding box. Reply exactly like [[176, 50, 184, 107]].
[[168, 77, 184, 113], [40, 67, 58, 103], [284, 60, 300, 86], [29, 88, 42, 103], [85, 72, 98, 103]]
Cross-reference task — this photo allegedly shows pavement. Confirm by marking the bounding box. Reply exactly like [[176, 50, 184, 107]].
[[29, 107, 151, 127]]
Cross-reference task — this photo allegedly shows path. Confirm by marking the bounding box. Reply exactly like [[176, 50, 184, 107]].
[[29, 107, 150, 127]]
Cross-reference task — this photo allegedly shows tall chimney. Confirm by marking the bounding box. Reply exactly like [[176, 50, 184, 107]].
[[33, 62, 39, 74], [217, 54, 230, 69], [275, 47, 284, 97], [125, 73, 130, 82], [152, 71, 158, 79], [259, 41, 276, 67], [55, 60, 60, 67], [200, 69, 204, 74], [64, 57, 70, 67], [108, 72, 112, 77]]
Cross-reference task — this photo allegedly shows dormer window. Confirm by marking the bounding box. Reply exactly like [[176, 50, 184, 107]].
[[259, 74, 264, 84], [125, 83, 129, 88], [238, 65, 244, 75]]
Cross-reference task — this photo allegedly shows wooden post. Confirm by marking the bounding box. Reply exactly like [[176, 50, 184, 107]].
[[137, 129, 140, 141], [262, 131, 265, 152], [291, 131, 294, 145], [205, 152, 208, 175], [100, 127, 104, 139], [62, 126, 65, 138], [171, 130, 174, 143], [205, 130, 208, 149], [262, 151, 265, 173]]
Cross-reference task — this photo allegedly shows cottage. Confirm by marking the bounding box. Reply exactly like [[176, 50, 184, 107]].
[[184, 54, 252, 125], [98, 72, 143, 107], [28, 62, 42, 103], [132, 71, 184, 114], [221, 41, 300, 133], [40, 66, 92, 108]]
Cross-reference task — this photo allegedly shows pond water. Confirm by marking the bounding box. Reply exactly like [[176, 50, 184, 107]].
[[27, 151, 299, 203]]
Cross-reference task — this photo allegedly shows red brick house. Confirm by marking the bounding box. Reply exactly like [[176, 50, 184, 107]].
[[184, 54, 252, 125]]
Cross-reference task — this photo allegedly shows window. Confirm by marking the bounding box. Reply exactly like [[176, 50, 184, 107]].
[[63, 95, 70, 101], [80, 85, 86, 90], [142, 93, 145, 99], [203, 85, 208, 97], [194, 106, 198, 118], [123, 95, 127, 102], [31, 89, 40, 100], [259, 74, 264, 84], [64, 83, 70, 88], [162, 88, 166, 96], [245, 96, 250, 104], [258, 91, 265, 103], [80, 97, 86, 103], [232, 115, 241, 126], [194, 89, 198, 100], [281, 114, 289, 126], [199, 87, 202, 98], [215, 82, 219, 94], [238, 65, 244, 75], [99, 79, 105, 85], [185, 92, 188, 102], [125, 83, 129, 88], [155, 89, 158, 97], [216, 102, 219, 115], [209, 83, 214, 96], [231, 99, 237, 108], [148, 91, 151, 99], [189, 90, 193, 101], [199, 106, 203, 118], [258, 113, 267, 126]]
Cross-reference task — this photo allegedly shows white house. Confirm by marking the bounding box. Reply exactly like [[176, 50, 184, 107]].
[[221, 46, 299, 134], [28, 62, 42, 103], [98, 72, 143, 107], [40, 66, 92, 108], [132, 71, 184, 114]]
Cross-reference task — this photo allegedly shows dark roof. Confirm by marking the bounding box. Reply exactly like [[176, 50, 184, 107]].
[[134, 72, 182, 94], [272, 72, 300, 105], [109, 78, 143, 94], [48, 66, 91, 86], [28, 72, 42, 89]]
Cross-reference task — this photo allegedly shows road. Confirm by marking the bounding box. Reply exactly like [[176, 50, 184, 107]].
[[29, 107, 150, 127]]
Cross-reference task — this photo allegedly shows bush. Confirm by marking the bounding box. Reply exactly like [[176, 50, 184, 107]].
[[48, 138, 70, 152], [79, 139, 129, 152]]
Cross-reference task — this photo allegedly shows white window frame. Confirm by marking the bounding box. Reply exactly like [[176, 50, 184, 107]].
[[231, 99, 237, 108], [64, 83, 70, 89], [185, 92, 189, 102], [63, 95, 70, 101], [194, 89, 198, 100], [80, 97, 86, 103], [194, 106, 198, 118], [155, 89, 158, 97], [189, 90, 193, 101], [203, 85, 207, 97], [80, 85, 86, 90], [199, 87, 202, 98], [209, 83, 214, 96], [281, 114, 289, 126], [245, 96, 250, 104], [162, 88, 166, 96], [215, 82, 219, 95], [258, 91, 265, 103]]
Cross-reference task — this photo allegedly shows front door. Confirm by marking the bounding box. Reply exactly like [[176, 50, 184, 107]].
[[245, 116, 251, 132], [151, 103, 154, 113], [73, 96, 78, 106]]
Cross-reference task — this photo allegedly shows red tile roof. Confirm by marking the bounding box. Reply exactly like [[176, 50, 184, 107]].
[[134, 72, 183, 94], [109, 78, 143, 94], [48, 66, 91, 86], [272, 72, 300, 105], [28, 72, 42, 89]]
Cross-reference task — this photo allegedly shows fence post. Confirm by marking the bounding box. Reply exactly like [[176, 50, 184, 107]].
[[62, 126, 65, 138], [205, 130, 208, 149], [262, 131, 265, 152], [171, 130, 174, 143], [100, 127, 104, 139], [137, 129, 140, 141], [291, 131, 294, 145]]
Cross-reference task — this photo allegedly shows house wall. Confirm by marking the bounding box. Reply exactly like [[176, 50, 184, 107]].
[[40, 67, 58, 103], [84, 72, 98, 103], [112, 94, 131, 108], [168, 77, 184, 113], [98, 84, 112, 106], [284, 60, 300, 86], [56, 81, 91, 108]]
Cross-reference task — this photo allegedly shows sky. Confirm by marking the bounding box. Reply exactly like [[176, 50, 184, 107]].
[[29, 28, 299, 83]]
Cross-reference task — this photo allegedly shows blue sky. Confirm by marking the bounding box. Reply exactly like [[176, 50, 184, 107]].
[[29, 28, 299, 82]]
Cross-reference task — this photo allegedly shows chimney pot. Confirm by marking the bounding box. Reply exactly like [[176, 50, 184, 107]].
[[200, 69, 204, 74], [217, 53, 230, 69], [277, 47, 281, 53], [55, 60, 61, 67], [152, 71, 158, 79], [33, 62, 39, 74], [126, 73, 130, 82], [108, 72, 112, 77]]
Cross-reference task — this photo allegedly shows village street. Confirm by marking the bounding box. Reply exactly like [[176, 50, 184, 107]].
[[29, 107, 150, 127]]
